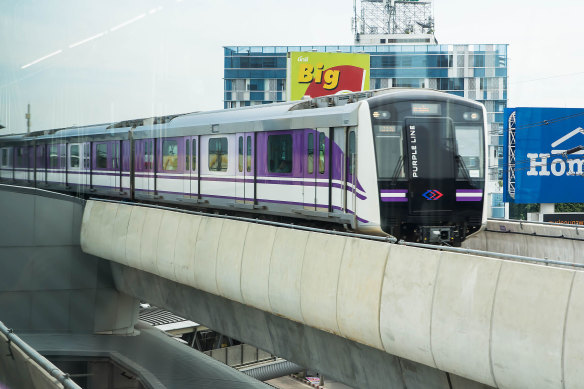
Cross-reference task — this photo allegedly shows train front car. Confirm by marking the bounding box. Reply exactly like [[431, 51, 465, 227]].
[[369, 90, 487, 245]]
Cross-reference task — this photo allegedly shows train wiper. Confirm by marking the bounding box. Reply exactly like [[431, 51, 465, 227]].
[[391, 156, 403, 184], [455, 154, 473, 182]]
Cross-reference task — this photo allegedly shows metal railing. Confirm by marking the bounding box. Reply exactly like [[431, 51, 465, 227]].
[[0, 321, 83, 389]]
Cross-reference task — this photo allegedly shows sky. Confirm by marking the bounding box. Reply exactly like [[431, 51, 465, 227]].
[[1, 0, 584, 133]]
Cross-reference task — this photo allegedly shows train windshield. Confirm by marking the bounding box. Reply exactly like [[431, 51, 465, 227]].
[[370, 100, 484, 181]]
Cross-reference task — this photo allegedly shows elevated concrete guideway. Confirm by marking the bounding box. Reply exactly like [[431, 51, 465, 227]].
[[81, 200, 584, 389]]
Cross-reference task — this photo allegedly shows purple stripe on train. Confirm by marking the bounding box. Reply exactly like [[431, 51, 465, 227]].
[[380, 189, 408, 202], [456, 189, 483, 202]]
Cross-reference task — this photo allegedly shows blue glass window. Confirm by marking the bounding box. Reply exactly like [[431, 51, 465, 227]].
[[250, 92, 264, 101], [394, 78, 423, 88], [451, 78, 464, 90], [474, 55, 485, 67], [249, 79, 264, 91]]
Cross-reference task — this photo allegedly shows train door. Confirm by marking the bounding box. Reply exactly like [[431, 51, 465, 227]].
[[27, 146, 34, 183], [404, 117, 456, 215], [183, 136, 198, 198], [332, 127, 348, 213], [36, 144, 46, 185], [303, 129, 317, 210], [315, 128, 330, 212], [235, 134, 245, 202], [235, 133, 254, 203], [135, 139, 155, 197], [191, 136, 198, 198], [112, 141, 121, 192], [244, 133, 254, 203], [346, 129, 357, 216], [81, 143, 90, 190], [183, 137, 191, 197]]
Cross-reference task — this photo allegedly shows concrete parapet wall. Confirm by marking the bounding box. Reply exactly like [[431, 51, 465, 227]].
[[0, 186, 137, 335], [464, 219, 584, 265], [82, 200, 584, 388]]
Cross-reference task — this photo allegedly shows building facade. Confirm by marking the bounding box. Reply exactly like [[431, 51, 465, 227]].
[[223, 44, 508, 217]]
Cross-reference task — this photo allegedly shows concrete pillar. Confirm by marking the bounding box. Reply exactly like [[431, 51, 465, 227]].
[[540, 203, 555, 221]]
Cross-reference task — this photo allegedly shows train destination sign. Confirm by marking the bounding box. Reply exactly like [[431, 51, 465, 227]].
[[504, 107, 584, 204], [286, 52, 370, 101]]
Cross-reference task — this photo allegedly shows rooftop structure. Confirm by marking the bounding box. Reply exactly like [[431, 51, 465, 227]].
[[354, 0, 436, 44]]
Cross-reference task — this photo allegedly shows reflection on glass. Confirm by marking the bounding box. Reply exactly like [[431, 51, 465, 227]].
[[163, 140, 178, 171], [97, 143, 108, 169], [268, 134, 292, 173], [209, 138, 228, 172], [70, 145, 80, 168]]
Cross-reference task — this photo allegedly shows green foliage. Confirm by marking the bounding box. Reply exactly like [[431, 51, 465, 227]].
[[508, 203, 584, 220], [555, 203, 584, 213], [509, 203, 539, 220]]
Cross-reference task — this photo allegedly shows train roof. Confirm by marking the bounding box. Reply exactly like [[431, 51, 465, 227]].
[[0, 89, 484, 143]]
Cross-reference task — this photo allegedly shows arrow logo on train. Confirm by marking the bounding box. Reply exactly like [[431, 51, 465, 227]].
[[422, 190, 443, 201]]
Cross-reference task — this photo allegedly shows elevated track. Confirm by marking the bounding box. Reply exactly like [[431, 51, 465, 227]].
[[81, 199, 584, 389]]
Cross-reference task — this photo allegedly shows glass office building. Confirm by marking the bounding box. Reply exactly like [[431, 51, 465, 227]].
[[223, 44, 508, 217]]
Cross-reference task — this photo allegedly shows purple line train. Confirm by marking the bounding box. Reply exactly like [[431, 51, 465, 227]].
[[0, 89, 487, 245]]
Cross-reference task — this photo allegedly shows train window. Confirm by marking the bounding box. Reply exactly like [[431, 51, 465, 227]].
[[455, 126, 483, 178], [185, 139, 190, 171], [16, 148, 26, 168], [192, 139, 197, 171], [318, 132, 325, 174], [144, 141, 153, 170], [49, 145, 58, 168], [112, 142, 121, 170], [83, 144, 90, 169], [1, 148, 8, 167], [246, 136, 252, 172], [268, 134, 292, 174], [162, 140, 178, 171], [238, 136, 243, 172], [373, 125, 404, 179], [37, 146, 45, 168], [209, 138, 228, 172], [69, 144, 80, 168], [348, 131, 356, 176], [96, 143, 108, 169], [59, 144, 66, 169], [307, 133, 314, 174]]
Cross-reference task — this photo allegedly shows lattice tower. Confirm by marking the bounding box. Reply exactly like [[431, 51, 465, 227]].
[[392, 0, 433, 34], [353, 0, 434, 36]]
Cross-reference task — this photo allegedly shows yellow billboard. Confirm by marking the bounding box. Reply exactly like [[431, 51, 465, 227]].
[[286, 52, 370, 101]]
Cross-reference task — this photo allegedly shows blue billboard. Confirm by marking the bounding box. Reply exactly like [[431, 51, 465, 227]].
[[504, 107, 584, 204]]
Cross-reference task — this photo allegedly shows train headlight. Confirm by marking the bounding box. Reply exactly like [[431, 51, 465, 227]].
[[372, 111, 390, 120], [463, 112, 480, 121]]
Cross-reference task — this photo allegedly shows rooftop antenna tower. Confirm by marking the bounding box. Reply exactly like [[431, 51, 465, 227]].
[[353, 0, 434, 40]]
